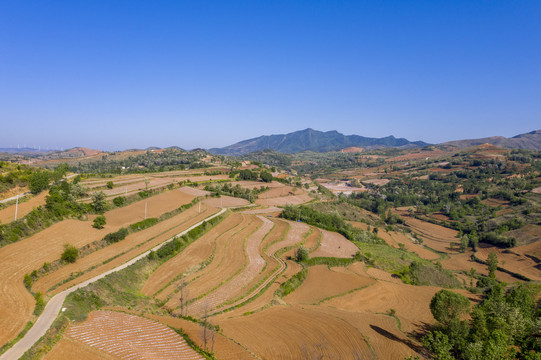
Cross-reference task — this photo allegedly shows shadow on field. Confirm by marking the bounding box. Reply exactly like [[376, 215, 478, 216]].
[[369, 324, 424, 353]]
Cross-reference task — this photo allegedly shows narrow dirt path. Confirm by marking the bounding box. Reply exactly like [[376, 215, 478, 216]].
[[0, 209, 226, 360]]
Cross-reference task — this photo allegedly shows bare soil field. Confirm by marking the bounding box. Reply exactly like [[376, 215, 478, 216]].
[[65, 310, 202, 359], [0, 186, 29, 201], [142, 213, 244, 297], [310, 230, 359, 258], [361, 178, 390, 186], [39, 206, 219, 295], [219, 305, 372, 359], [43, 338, 117, 360], [284, 265, 375, 305], [0, 191, 48, 224], [179, 186, 210, 197], [255, 191, 312, 206]]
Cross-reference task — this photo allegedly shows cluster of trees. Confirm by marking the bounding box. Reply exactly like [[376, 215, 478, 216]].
[[424, 284, 540, 359], [68, 148, 211, 174], [349, 158, 540, 248], [229, 168, 273, 183], [204, 183, 269, 202], [281, 205, 383, 244]]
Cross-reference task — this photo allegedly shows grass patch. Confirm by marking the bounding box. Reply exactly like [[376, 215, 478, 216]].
[[275, 268, 308, 298]]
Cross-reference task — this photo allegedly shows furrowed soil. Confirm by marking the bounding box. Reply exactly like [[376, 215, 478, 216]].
[[65, 310, 202, 359]]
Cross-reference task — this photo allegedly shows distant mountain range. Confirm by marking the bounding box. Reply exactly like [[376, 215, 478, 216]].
[[442, 130, 541, 151], [208, 128, 428, 155]]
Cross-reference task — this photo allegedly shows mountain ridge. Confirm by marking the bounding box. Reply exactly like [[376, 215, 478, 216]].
[[208, 128, 428, 155]]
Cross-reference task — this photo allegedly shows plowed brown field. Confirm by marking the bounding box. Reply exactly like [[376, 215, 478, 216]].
[[202, 195, 249, 208], [65, 311, 202, 359], [284, 265, 375, 304]]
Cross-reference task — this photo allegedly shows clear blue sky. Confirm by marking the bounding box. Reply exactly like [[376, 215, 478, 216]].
[[1, 1, 539, 150]]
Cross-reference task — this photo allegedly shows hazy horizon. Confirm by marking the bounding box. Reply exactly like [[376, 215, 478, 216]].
[[1, 1, 539, 151]]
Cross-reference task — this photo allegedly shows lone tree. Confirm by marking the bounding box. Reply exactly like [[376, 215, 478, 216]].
[[93, 215, 106, 229], [61, 243, 79, 263], [295, 245, 309, 262], [487, 251, 498, 279], [91, 191, 108, 214], [29, 171, 50, 194], [430, 289, 470, 326]]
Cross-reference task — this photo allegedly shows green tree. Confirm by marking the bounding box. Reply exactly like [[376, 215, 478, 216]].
[[93, 215, 106, 229], [260, 171, 273, 183], [430, 289, 470, 326], [113, 196, 126, 207], [487, 252, 498, 279], [52, 163, 69, 182], [29, 171, 50, 194], [106, 181, 114, 189], [91, 191, 107, 214], [61, 243, 79, 263], [295, 245, 309, 262]]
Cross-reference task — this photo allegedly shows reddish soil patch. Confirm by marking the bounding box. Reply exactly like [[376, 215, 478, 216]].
[[440, 251, 519, 284], [284, 265, 375, 304], [362, 178, 390, 186], [65, 310, 202, 359], [310, 230, 358, 258]]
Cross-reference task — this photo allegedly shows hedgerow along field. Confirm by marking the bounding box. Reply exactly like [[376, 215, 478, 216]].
[[1, 145, 540, 360]]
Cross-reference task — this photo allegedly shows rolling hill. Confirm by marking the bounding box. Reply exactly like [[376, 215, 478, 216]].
[[442, 130, 541, 151]]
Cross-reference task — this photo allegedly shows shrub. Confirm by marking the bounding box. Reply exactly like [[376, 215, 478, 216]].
[[113, 196, 126, 207], [106, 181, 114, 189], [129, 218, 158, 232], [295, 245, 309, 262], [61, 243, 79, 263], [93, 215, 106, 229], [103, 228, 129, 244]]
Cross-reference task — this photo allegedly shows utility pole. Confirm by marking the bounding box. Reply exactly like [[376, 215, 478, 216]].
[[14, 194, 19, 221], [198, 201, 201, 214], [144, 201, 147, 219]]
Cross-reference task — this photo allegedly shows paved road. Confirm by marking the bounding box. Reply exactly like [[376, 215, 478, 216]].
[[0, 208, 226, 360]]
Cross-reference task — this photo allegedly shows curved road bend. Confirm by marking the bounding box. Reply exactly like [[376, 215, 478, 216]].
[[0, 208, 226, 360]]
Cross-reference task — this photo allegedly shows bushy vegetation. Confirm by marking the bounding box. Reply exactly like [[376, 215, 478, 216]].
[[129, 218, 159, 231], [204, 183, 268, 202], [103, 228, 129, 244], [67, 148, 212, 174], [61, 243, 79, 263], [92, 215, 106, 229], [423, 284, 541, 359], [394, 260, 461, 288]]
